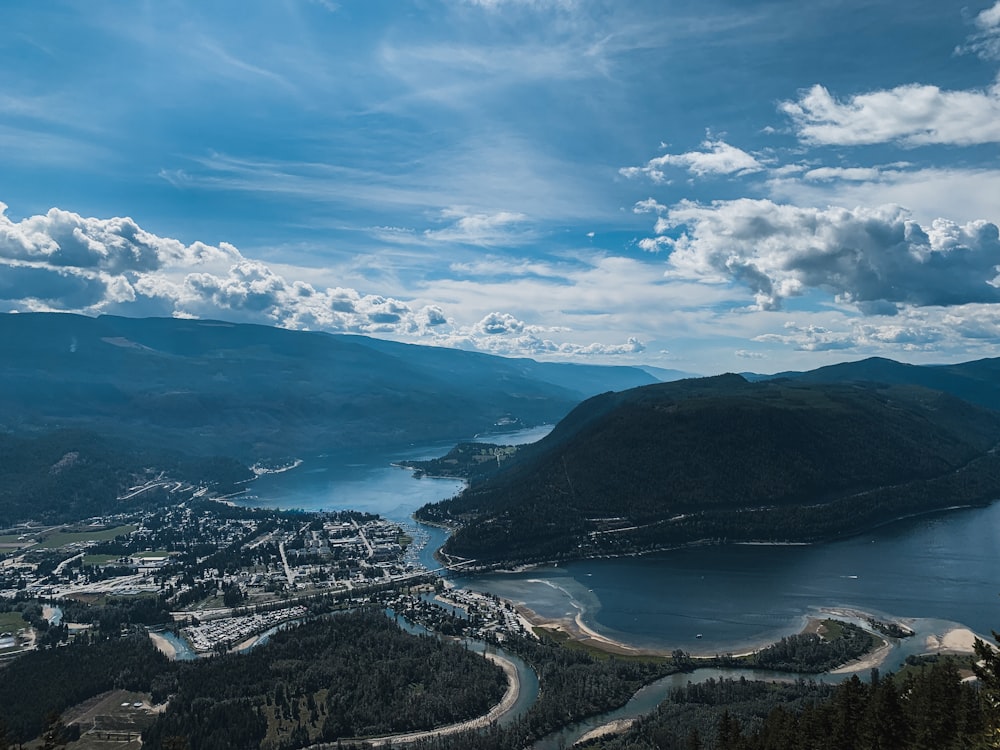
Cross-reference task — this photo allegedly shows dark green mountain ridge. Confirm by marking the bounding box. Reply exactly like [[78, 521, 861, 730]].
[[418, 375, 1000, 565]]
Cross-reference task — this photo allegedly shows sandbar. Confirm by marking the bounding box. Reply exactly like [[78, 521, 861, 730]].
[[148, 630, 178, 659], [574, 718, 636, 745], [924, 627, 981, 654], [517, 604, 650, 655]]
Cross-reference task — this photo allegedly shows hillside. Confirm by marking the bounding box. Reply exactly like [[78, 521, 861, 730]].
[[760, 356, 1000, 411], [0, 312, 657, 460], [0, 430, 252, 526], [417, 376, 1000, 565]]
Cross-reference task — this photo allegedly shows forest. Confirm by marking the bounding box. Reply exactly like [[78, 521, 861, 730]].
[[584, 640, 1000, 750], [418, 377, 1000, 565], [142, 610, 507, 749], [0, 608, 507, 749], [0, 429, 251, 526]]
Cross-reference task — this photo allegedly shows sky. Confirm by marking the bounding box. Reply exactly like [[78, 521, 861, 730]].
[[3, 0, 1000, 375]]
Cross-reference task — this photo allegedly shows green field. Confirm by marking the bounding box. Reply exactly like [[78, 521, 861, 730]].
[[133, 549, 171, 559], [36, 525, 137, 549], [82, 554, 120, 566], [0, 611, 27, 634], [0, 533, 34, 549]]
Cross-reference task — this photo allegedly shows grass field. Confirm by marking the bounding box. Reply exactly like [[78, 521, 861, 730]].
[[36, 525, 137, 549], [133, 549, 171, 559], [0, 533, 34, 550], [0, 611, 27, 633], [82, 554, 120, 566]]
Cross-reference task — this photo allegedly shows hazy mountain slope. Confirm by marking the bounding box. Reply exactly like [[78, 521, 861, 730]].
[[343, 335, 658, 398], [417, 376, 1000, 564], [0, 313, 656, 460]]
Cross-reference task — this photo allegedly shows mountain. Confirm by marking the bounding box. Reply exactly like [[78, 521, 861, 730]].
[[637, 365, 701, 382], [0, 313, 658, 460], [753, 356, 1000, 411], [417, 375, 1000, 565]]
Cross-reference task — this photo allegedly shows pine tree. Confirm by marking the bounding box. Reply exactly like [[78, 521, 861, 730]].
[[974, 631, 1000, 749]]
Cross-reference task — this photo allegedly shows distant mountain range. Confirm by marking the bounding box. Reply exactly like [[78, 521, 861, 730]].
[[417, 369, 1000, 565], [0, 313, 663, 460], [747, 355, 1000, 412]]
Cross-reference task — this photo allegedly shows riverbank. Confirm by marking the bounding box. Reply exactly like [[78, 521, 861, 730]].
[[148, 630, 178, 659]]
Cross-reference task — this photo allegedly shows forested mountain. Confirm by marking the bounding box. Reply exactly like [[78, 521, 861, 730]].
[[758, 355, 1000, 411], [0, 429, 251, 526], [0, 312, 657, 460], [417, 375, 1000, 564]]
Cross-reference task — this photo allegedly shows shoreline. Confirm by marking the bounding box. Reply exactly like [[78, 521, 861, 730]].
[[425, 500, 996, 574], [148, 630, 178, 659], [513, 600, 984, 671]]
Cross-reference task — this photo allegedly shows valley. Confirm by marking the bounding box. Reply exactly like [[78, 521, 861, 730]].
[[1, 316, 998, 750]]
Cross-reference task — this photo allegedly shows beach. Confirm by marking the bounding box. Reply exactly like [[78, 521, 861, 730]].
[[517, 604, 651, 655], [924, 627, 982, 654]]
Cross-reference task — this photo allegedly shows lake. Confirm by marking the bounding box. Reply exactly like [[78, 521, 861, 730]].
[[236, 430, 1000, 660]]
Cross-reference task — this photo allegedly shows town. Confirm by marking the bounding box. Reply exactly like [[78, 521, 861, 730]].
[[0, 495, 532, 661]]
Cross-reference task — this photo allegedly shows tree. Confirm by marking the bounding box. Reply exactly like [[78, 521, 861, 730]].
[[974, 630, 1000, 749]]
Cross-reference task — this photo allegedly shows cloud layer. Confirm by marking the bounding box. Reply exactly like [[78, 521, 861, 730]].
[[0, 203, 643, 360], [649, 199, 1000, 313]]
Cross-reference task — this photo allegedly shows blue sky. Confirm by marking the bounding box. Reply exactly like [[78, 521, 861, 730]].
[[3, 0, 1000, 374]]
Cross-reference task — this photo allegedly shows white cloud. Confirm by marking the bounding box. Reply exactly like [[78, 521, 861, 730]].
[[780, 82, 1000, 146], [620, 139, 764, 181], [652, 198, 1000, 312], [0, 203, 650, 361], [754, 317, 945, 353], [766, 166, 1000, 226], [441, 317, 645, 358], [802, 166, 884, 182], [0, 202, 238, 274], [424, 208, 532, 246], [957, 1, 1000, 60]]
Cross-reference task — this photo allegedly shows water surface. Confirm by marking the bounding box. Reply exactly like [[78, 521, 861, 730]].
[[236, 433, 1000, 657]]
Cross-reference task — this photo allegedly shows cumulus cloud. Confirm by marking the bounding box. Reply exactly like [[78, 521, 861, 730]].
[[446, 315, 645, 357], [0, 203, 646, 361], [754, 319, 944, 353], [620, 139, 764, 181], [0, 202, 237, 273], [648, 198, 1000, 312], [780, 82, 1000, 146]]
